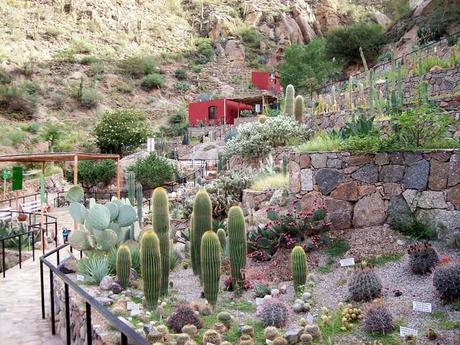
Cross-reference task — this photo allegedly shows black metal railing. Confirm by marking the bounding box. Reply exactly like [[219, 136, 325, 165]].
[[0, 191, 49, 209], [40, 244, 149, 345], [1, 210, 57, 277]]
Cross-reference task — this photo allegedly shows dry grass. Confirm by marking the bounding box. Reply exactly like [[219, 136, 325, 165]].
[[251, 173, 288, 191]]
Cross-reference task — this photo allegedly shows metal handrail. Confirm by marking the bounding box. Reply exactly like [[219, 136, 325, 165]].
[[40, 244, 149, 345], [0, 191, 49, 209]]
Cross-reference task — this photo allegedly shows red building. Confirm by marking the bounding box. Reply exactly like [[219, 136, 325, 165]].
[[251, 71, 282, 95], [188, 99, 253, 126]]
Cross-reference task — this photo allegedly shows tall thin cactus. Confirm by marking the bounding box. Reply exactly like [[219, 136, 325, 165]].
[[359, 46, 369, 75], [136, 183, 143, 230], [116, 244, 131, 289], [348, 76, 354, 111], [284, 84, 295, 117], [291, 246, 307, 295], [191, 189, 212, 280], [201, 231, 221, 306], [151, 187, 170, 296], [217, 228, 227, 252], [127, 171, 135, 206], [227, 206, 247, 287], [294, 95, 304, 123], [368, 69, 375, 116], [140, 230, 161, 309]]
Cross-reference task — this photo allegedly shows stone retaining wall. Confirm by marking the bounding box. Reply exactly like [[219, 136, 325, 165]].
[[287, 150, 460, 238]]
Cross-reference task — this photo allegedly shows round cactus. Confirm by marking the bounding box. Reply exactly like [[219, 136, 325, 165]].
[[284, 84, 295, 117], [348, 264, 382, 302], [294, 95, 305, 123], [201, 231, 221, 306], [192, 189, 212, 280], [152, 187, 170, 296], [140, 230, 162, 309], [116, 244, 131, 289], [291, 245, 307, 295], [363, 302, 394, 335], [227, 206, 247, 287], [202, 329, 221, 345], [433, 263, 460, 302], [408, 242, 438, 275], [272, 336, 288, 345], [258, 115, 267, 123], [259, 300, 289, 328]]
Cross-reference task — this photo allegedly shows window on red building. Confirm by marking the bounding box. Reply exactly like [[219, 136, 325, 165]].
[[208, 106, 217, 120]]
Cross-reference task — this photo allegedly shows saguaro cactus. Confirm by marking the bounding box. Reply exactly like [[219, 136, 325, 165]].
[[217, 228, 227, 252], [136, 183, 143, 230], [191, 189, 212, 280], [140, 230, 161, 309], [201, 231, 221, 306], [127, 171, 135, 206], [116, 244, 132, 289], [284, 84, 295, 117], [294, 95, 304, 123], [227, 206, 247, 287], [291, 246, 307, 295], [152, 187, 170, 296]]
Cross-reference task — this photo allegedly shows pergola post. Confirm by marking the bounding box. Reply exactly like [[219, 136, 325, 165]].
[[116, 158, 121, 198], [73, 155, 78, 232], [41, 162, 46, 253]]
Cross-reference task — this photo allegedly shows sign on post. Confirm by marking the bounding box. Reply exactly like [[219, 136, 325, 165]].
[[147, 138, 155, 152], [12, 166, 23, 191]]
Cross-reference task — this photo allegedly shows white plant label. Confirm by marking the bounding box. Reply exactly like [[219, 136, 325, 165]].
[[340, 258, 355, 267], [207, 343, 216, 345], [76, 274, 85, 281], [400, 326, 418, 337], [266, 340, 273, 345], [306, 313, 314, 324], [412, 301, 432, 313]]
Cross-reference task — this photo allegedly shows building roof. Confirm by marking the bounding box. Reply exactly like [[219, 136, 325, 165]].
[[230, 94, 278, 105], [0, 152, 120, 163]]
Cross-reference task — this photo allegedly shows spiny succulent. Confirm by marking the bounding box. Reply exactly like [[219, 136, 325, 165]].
[[433, 263, 460, 302], [363, 302, 394, 335], [263, 326, 279, 340], [167, 304, 203, 333], [408, 242, 439, 274], [181, 324, 198, 338], [177, 334, 191, 345], [217, 311, 233, 329], [304, 324, 321, 339], [238, 334, 254, 345], [348, 263, 382, 302], [300, 333, 313, 344], [259, 299, 289, 328], [340, 303, 362, 330], [272, 336, 288, 345], [202, 329, 222, 345]]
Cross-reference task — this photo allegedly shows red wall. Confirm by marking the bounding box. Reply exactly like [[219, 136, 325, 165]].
[[251, 71, 282, 94], [188, 99, 252, 126]]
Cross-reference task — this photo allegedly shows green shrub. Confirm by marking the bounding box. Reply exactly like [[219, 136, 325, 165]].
[[175, 68, 187, 80], [21, 81, 41, 95], [22, 123, 40, 134], [40, 121, 63, 152], [159, 111, 188, 137], [174, 81, 190, 91], [239, 26, 262, 49], [79, 88, 100, 108], [141, 73, 164, 90], [0, 84, 38, 119], [93, 109, 150, 155], [325, 22, 387, 65], [119, 55, 156, 78], [54, 49, 77, 63], [77, 253, 110, 285], [341, 135, 383, 152], [280, 39, 342, 94], [0, 68, 12, 84], [418, 56, 450, 75], [66, 160, 116, 190], [417, 8, 460, 44], [297, 131, 341, 152], [448, 36, 459, 47], [192, 65, 202, 73], [87, 62, 105, 78], [80, 56, 99, 65], [392, 218, 437, 240], [195, 39, 214, 64], [128, 153, 177, 189]]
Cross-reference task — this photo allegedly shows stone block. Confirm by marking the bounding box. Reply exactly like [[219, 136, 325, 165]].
[[403, 159, 429, 190], [352, 164, 379, 183], [353, 193, 386, 227], [314, 168, 342, 195], [330, 181, 359, 201], [325, 197, 353, 229]]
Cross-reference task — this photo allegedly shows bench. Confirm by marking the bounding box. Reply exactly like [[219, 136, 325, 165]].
[[20, 200, 44, 214], [0, 207, 12, 222]]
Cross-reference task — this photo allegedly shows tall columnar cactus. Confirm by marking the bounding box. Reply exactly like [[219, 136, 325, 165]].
[[282, 155, 288, 177], [201, 231, 221, 306], [116, 244, 132, 289], [359, 46, 369, 75], [217, 228, 227, 252], [151, 187, 170, 296], [291, 246, 307, 295], [397, 61, 403, 108], [294, 95, 304, 123], [227, 206, 247, 287], [368, 70, 375, 116], [140, 230, 162, 309], [136, 183, 143, 230], [348, 75, 354, 111], [127, 171, 136, 206], [191, 189, 212, 280], [331, 85, 337, 111], [284, 84, 295, 117]]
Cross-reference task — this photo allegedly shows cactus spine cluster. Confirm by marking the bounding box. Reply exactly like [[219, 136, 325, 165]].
[[152, 187, 170, 296], [284, 84, 295, 117], [140, 230, 162, 309], [294, 95, 305, 123], [291, 245, 307, 295], [348, 263, 382, 302], [408, 242, 438, 274], [127, 171, 136, 206], [201, 231, 221, 306], [191, 190, 212, 280], [136, 183, 143, 230], [217, 228, 227, 252], [116, 244, 131, 289], [227, 206, 247, 287]]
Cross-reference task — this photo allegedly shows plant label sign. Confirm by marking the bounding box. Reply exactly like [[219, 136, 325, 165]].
[[266, 340, 273, 345], [400, 327, 418, 337], [306, 313, 314, 324], [76, 274, 85, 282], [340, 258, 355, 267], [412, 301, 432, 313]]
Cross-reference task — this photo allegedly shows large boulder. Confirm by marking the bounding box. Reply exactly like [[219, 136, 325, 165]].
[[353, 193, 386, 227], [224, 40, 245, 61], [315, 168, 342, 195], [403, 159, 429, 190], [325, 198, 353, 229], [387, 195, 413, 228]]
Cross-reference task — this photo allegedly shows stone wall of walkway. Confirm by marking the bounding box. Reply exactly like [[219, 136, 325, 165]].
[[283, 150, 460, 238]]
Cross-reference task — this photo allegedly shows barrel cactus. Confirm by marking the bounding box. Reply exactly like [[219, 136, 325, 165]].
[[152, 187, 170, 296], [433, 263, 460, 302], [201, 231, 221, 306], [259, 299, 289, 328], [140, 230, 162, 309], [202, 329, 221, 345], [272, 337, 288, 345], [284, 84, 295, 117], [294, 95, 304, 123], [217, 228, 227, 252], [408, 242, 438, 275], [116, 244, 131, 289], [348, 263, 382, 302], [258, 115, 267, 123], [228, 206, 246, 287], [291, 245, 307, 295], [192, 189, 212, 279], [363, 302, 394, 335]]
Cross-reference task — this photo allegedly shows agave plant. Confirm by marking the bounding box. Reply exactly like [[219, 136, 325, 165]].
[[67, 185, 139, 253]]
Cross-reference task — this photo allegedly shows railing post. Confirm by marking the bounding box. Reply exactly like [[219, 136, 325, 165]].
[[50, 270, 56, 335], [86, 302, 92, 345], [18, 234, 21, 269], [65, 283, 71, 345], [2, 240, 5, 278], [121, 333, 128, 345], [40, 261, 45, 318], [32, 231, 35, 261]]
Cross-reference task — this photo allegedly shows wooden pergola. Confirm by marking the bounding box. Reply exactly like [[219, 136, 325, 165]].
[[0, 152, 121, 197]]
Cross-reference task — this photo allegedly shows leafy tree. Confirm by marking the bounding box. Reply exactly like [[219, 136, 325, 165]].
[[66, 160, 116, 190], [280, 39, 342, 94], [325, 22, 387, 65], [128, 153, 177, 189], [40, 122, 63, 152], [93, 109, 150, 156]]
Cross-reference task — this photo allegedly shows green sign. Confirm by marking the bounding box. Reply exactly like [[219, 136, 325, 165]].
[[12, 166, 23, 191], [2, 170, 11, 180]]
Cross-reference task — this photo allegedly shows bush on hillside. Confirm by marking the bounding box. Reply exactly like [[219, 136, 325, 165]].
[[141, 73, 164, 90], [119, 55, 156, 78], [280, 39, 343, 94], [325, 22, 387, 65], [66, 160, 116, 190], [128, 153, 177, 189], [195, 39, 214, 64], [175, 68, 187, 80], [0, 68, 12, 84], [0, 84, 38, 119], [93, 109, 150, 155], [159, 111, 189, 137]]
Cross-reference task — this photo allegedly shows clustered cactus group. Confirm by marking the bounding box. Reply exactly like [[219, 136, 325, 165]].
[[259, 299, 289, 328], [283, 84, 306, 123]]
